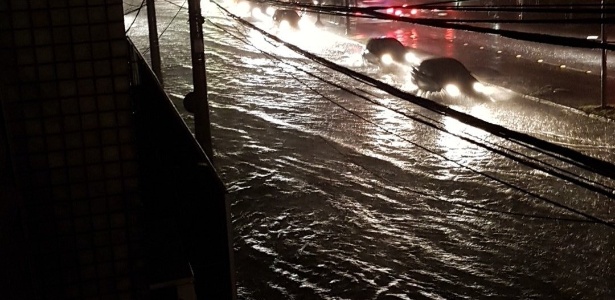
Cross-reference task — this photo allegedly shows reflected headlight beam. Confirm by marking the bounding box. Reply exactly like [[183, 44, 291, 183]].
[[237, 1, 250, 14]]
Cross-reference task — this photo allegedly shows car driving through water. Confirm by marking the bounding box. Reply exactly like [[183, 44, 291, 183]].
[[411, 57, 492, 101], [363, 37, 491, 101], [362, 37, 420, 72], [272, 9, 302, 30]]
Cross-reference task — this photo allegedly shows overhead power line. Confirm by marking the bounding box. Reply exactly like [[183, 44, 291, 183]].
[[125, 0, 147, 33], [206, 9, 615, 228], [213, 2, 615, 184], [244, 0, 615, 50], [143, 0, 188, 55]]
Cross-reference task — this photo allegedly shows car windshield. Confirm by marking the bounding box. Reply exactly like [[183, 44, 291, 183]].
[[367, 38, 406, 56], [419, 58, 469, 74], [418, 57, 474, 83]]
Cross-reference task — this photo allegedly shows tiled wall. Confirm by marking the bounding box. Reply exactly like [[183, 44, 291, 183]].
[[1, 0, 145, 298]]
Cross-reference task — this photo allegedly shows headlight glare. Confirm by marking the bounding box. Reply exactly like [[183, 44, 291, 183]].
[[473, 82, 485, 93], [237, 1, 250, 14], [266, 6, 276, 16], [280, 20, 291, 31], [251, 7, 262, 18], [381, 54, 393, 65], [445, 84, 461, 97], [405, 52, 417, 64]]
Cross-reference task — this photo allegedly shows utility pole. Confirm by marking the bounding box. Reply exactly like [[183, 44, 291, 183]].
[[146, 0, 163, 85], [344, 0, 350, 34], [188, 0, 214, 159], [314, 0, 323, 27], [601, 0, 608, 108]]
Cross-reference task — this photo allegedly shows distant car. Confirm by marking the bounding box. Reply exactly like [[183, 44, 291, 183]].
[[362, 37, 419, 69], [272, 9, 301, 30], [411, 57, 490, 100], [234, 0, 276, 20]]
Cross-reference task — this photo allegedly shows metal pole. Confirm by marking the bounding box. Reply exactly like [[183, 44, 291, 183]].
[[188, 0, 214, 159], [345, 0, 350, 34], [315, 0, 323, 27], [601, 0, 608, 108], [146, 0, 163, 86]]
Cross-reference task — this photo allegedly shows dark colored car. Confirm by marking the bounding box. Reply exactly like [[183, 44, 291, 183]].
[[272, 9, 301, 29], [362, 37, 416, 67], [411, 57, 491, 100]]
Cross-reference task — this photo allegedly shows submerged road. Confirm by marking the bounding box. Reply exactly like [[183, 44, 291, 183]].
[[126, 1, 615, 298]]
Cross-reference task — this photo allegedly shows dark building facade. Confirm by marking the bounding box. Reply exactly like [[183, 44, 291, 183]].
[[1, 0, 233, 299]]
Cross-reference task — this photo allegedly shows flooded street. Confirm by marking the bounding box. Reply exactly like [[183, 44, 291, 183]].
[[126, 1, 615, 298]]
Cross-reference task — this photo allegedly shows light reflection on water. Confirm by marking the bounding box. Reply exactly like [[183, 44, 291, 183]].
[[129, 1, 615, 298]]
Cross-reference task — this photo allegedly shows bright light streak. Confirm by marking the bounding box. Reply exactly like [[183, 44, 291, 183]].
[[251, 7, 263, 19], [560, 64, 566, 68], [237, 1, 250, 15], [587, 35, 599, 40], [279, 20, 291, 31], [437, 111, 491, 169], [298, 17, 313, 30], [445, 84, 460, 97], [537, 59, 543, 63], [410, 8, 417, 15], [381, 54, 393, 65], [404, 52, 419, 64], [386, 8, 394, 14], [266, 6, 275, 16], [472, 82, 485, 93]]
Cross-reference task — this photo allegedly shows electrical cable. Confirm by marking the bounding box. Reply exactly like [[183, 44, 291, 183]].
[[226, 9, 615, 194], [239, 0, 615, 50], [216, 2, 615, 185], [206, 14, 615, 228], [125, 0, 147, 33], [143, 0, 188, 55], [249, 0, 615, 23]]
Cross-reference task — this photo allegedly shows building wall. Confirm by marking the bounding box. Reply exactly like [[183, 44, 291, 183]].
[[0, 0, 146, 298]]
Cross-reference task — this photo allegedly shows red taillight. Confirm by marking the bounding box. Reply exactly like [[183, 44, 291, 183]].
[[386, 8, 393, 14], [394, 9, 402, 16], [410, 8, 417, 15]]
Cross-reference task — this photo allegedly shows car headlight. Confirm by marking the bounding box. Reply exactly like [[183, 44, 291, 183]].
[[445, 84, 461, 97], [251, 7, 263, 18], [298, 17, 312, 30], [237, 1, 250, 14], [381, 54, 393, 65], [266, 6, 275, 16], [473, 82, 485, 93], [280, 20, 291, 31], [404, 52, 417, 64]]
